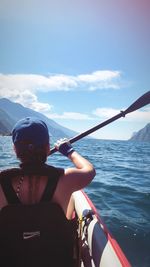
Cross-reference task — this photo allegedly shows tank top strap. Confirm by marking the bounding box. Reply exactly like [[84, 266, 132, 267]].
[[0, 175, 21, 204], [41, 165, 64, 202], [40, 176, 59, 202], [0, 165, 64, 204]]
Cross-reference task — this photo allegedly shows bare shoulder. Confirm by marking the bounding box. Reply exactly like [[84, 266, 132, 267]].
[[56, 166, 95, 195], [52, 166, 95, 216]]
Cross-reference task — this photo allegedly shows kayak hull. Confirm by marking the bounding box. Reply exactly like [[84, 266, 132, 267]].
[[73, 190, 131, 267]]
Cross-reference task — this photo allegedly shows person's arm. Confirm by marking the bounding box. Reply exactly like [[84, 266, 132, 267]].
[[68, 150, 95, 180], [55, 139, 96, 191]]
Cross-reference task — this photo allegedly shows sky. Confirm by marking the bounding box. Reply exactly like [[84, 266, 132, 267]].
[[0, 0, 150, 140]]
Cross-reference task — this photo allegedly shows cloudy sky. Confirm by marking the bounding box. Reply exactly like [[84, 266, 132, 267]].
[[0, 0, 150, 140]]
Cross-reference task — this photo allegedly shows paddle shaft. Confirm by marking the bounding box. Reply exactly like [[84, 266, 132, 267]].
[[50, 91, 150, 154]]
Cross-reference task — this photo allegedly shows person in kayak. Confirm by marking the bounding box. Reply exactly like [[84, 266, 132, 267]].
[[0, 116, 96, 217], [0, 117, 96, 267]]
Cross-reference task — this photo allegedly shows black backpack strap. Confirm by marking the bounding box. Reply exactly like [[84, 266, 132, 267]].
[[1, 176, 21, 204], [41, 167, 64, 202], [41, 177, 58, 202]]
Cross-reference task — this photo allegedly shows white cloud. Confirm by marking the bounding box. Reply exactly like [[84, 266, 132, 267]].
[[46, 107, 150, 122], [77, 70, 121, 90], [0, 70, 122, 113], [78, 70, 118, 82], [93, 107, 150, 122], [93, 107, 120, 118], [126, 107, 150, 122], [47, 112, 93, 120], [0, 70, 121, 94], [0, 73, 76, 93]]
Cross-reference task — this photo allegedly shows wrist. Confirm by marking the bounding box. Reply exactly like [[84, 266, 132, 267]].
[[67, 149, 75, 158], [56, 139, 75, 157]]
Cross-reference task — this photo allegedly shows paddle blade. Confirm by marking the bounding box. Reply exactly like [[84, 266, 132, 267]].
[[124, 91, 150, 115]]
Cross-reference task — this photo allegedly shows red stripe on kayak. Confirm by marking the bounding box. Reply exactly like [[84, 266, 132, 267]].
[[81, 190, 131, 267]]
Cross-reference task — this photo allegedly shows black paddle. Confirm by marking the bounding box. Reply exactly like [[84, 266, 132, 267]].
[[50, 91, 150, 155]]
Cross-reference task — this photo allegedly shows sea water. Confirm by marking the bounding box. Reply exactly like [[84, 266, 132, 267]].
[[0, 137, 150, 267]]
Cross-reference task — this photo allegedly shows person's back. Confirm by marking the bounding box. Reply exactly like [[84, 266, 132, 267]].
[[0, 117, 96, 266]]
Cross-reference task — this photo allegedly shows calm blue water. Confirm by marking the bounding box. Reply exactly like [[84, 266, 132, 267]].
[[0, 137, 150, 267]]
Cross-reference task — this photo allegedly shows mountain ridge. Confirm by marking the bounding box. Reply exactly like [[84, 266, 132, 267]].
[[129, 123, 150, 141], [0, 98, 77, 138], [0, 108, 16, 135]]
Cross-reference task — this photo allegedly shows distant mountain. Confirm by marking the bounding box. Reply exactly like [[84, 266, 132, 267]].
[[0, 98, 77, 138], [0, 108, 16, 135], [129, 123, 150, 141]]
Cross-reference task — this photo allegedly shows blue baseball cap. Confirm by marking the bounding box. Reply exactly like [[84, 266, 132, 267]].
[[12, 117, 49, 149]]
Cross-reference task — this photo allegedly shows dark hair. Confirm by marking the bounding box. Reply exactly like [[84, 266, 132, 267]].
[[15, 145, 48, 164]]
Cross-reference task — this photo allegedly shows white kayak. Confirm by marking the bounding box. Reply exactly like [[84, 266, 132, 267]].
[[73, 190, 131, 267]]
